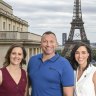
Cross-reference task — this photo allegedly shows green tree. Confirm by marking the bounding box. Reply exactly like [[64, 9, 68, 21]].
[[92, 49, 96, 61]]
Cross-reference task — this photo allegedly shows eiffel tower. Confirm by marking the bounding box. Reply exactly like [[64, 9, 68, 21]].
[[62, 0, 90, 58]]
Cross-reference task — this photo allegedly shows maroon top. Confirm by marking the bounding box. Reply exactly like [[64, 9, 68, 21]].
[[0, 67, 27, 96]]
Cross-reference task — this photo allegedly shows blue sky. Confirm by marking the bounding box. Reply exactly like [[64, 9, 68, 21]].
[[4, 0, 96, 44]]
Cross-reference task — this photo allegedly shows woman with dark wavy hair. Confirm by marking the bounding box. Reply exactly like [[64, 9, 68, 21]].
[[70, 42, 96, 96], [0, 43, 28, 96]]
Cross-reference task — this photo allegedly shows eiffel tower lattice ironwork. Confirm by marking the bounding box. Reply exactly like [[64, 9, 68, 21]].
[[62, 0, 90, 58]]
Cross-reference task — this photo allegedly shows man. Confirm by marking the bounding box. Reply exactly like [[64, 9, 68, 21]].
[[28, 31, 74, 96]]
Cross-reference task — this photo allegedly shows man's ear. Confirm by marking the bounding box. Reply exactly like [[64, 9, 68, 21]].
[[40, 44, 42, 48]]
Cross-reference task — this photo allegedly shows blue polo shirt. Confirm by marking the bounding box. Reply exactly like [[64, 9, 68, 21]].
[[28, 53, 74, 96]]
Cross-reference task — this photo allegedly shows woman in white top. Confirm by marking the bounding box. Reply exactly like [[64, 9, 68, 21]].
[[70, 42, 96, 96]]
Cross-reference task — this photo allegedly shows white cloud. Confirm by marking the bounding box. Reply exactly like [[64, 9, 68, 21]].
[[4, 0, 96, 44]]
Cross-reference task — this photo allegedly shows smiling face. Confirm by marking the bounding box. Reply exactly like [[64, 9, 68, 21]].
[[41, 33, 57, 56], [75, 46, 89, 67], [10, 47, 23, 66]]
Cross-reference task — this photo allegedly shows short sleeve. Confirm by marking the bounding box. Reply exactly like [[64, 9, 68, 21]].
[[61, 60, 74, 87]]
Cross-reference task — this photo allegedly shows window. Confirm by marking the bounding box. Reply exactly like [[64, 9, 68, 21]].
[[21, 28, 22, 32], [17, 27, 19, 31], [9, 24, 11, 31], [3, 22, 5, 30], [13, 25, 15, 31]]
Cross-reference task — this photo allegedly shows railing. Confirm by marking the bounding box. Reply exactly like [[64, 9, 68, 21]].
[[0, 31, 20, 39], [0, 31, 41, 42]]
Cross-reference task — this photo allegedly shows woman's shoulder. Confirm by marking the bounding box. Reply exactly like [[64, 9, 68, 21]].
[[21, 68, 26, 73], [91, 64, 96, 70], [0, 67, 6, 72], [0, 69, 3, 85], [0, 69, 2, 76], [21, 69, 27, 76]]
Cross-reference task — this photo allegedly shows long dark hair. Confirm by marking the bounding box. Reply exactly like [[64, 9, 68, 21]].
[[70, 42, 92, 70], [3, 43, 27, 67]]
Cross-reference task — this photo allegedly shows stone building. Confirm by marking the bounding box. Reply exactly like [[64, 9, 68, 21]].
[[0, 0, 42, 68]]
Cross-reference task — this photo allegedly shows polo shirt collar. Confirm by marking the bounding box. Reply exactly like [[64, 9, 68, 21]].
[[38, 53, 60, 62]]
